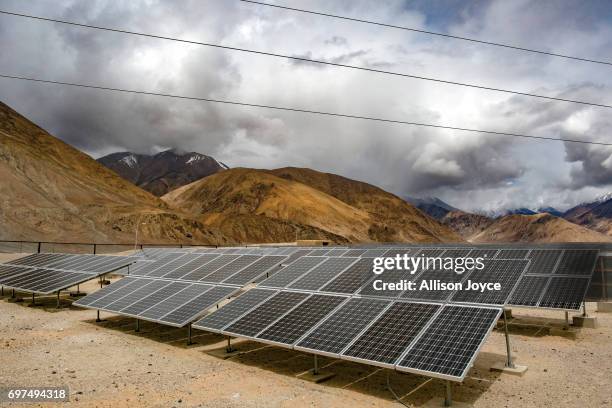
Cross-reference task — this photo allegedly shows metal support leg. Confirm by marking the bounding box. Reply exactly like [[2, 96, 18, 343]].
[[226, 336, 235, 353], [1, 286, 3, 296], [503, 309, 515, 369], [313, 354, 319, 375], [56, 291, 60, 309], [136, 319, 140, 332], [96, 310, 101, 322], [444, 380, 452, 407], [564, 311, 569, 327], [32, 293, 35, 306], [11, 288, 15, 298], [582, 302, 587, 318], [187, 324, 193, 345], [77, 284, 80, 295]]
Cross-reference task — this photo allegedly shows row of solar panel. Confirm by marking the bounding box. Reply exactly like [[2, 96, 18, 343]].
[[129, 253, 289, 286], [193, 288, 501, 381], [74, 277, 239, 327], [0, 264, 97, 295], [6, 253, 135, 274]]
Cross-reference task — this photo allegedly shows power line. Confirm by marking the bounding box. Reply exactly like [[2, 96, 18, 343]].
[[1, 73, 610, 147], [1, 10, 612, 111], [240, 0, 612, 67]]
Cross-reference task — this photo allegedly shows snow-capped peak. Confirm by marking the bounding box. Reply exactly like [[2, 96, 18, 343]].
[[120, 154, 138, 168], [595, 192, 612, 203]]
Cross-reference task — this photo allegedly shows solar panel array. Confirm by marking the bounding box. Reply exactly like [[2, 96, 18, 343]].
[[194, 290, 501, 381], [74, 276, 238, 327], [0, 254, 136, 294]]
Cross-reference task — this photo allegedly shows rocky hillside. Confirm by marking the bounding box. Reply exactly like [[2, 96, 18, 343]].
[[0, 101, 229, 244], [470, 213, 611, 243], [98, 150, 227, 196], [163, 167, 463, 244], [440, 210, 494, 239]]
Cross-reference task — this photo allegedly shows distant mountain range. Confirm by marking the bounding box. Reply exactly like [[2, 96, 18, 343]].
[[98, 150, 228, 196]]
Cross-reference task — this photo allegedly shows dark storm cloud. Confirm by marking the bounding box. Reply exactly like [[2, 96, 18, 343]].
[[1, 0, 612, 212]]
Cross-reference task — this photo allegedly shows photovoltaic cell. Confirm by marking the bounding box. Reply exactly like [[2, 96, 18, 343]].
[[224, 291, 309, 338], [525, 249, 562, 275], [342, 249, 367, 257], [160, 286, 238, 325], [121, 282, 191, 315], [296, 298, 390, 355], [258, 257, 326, 288], [508, 276, 550, 307], [555, 250, 599, 275], [193, 288, 277, 332], [467, 249, 498, 259], [258, 294, 346, 345], [223, 256, 286, 285], [74, 277, 139, 306], [495, 249, 530, 259], [361, 248, 389, 258], [288, 257, 357, 291], [325, 249, 349, 257], [139, 284, 213, 321], [343, 302, 440, 365], [451, 259, 528, 305], [161, 254, 220, 280], [401, 267, 469, 301], [396, 305, 501, 380], [100, 280, 170, 310], [202, 255, 260, 283], [320, 258, 374, 294], [181, 254, 241, 281], [539, 277, 590, 309]]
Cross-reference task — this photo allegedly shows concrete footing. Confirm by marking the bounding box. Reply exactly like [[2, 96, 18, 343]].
[[490, 362, 528, 376], [422, 397, 472, 407], [572, 315, 598, 328], [298, 370, 335, 383], [597, 302, 612, 313]]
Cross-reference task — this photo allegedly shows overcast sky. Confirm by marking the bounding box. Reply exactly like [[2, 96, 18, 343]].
[[1, 0, 612, 213]]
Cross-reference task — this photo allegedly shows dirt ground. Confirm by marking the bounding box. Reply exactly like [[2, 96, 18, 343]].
[[0, 253, 611, 408]]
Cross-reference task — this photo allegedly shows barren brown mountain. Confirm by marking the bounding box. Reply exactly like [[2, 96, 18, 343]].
[[0, 101, 229, 245], [470, 213, 611, 243], [441, 210, 494, 239], [163, 167, 463, 244]]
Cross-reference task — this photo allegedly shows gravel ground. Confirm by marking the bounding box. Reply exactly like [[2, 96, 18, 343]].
[[0, 253, 611, 407]]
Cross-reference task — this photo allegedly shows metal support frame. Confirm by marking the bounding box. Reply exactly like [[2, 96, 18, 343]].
[[582, 301, 587, 318], [225, 336, 235, 353], [444, 380, 452, 407], [96, 310, 101, 322], [76, 284, 80, 295], [136, 319, 140, 332], [1, 286, 3, 296], [503, 309, 515, 369], [564, 311, 570, 327], [187, 324, 193, 345], [56, 291, 60, 309], [313, 354, 319, 375], [11, 288, 15, 298], [31, 293, 35, 306]]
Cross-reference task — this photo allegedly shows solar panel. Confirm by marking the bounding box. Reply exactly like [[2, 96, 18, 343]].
[[296, 298, 390, 355], [74, 277, 140, 306], [121, 282, 191, 315], [27, 272, 92, 294], [223, 256, 287, 285], [98, 280, 169, 310], [539, 277, 590, 309], [343, 302, 440, 366], [258, 257, 326, 288], [382, 248, 413, 257], [146, 254, 202, 278], [508, 276, 550, 307], [193, 288, 277, 332], [162, 254, 220, 280], [440, 248, 474, 258], [160, 286, 238, 326], [181, 254, 241, 281], [401, 266, 469, 301], [451, 259, 528, 305], [361, 248, 389, 258], [139, 284, 213, 321], [202, 255, 260, 283], [224, 291, 309, 338], [555, 250, 599, 275], [325, 249, 349, 257], [467, 249, 498, 259], [495, 249, 530, 259], [288, 257, 357, 291], [342, 249, 367, 257], [320, 258, 374, 294], [0, 265, 32, 280], [257, 294, 347, 345], [396, 305, 501, 380], [525, 249, 563, 275]]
